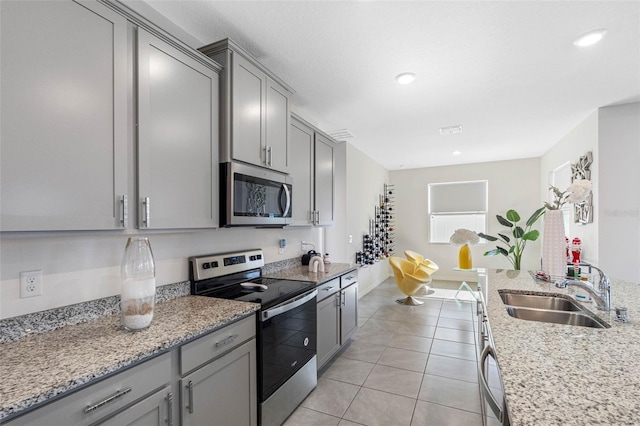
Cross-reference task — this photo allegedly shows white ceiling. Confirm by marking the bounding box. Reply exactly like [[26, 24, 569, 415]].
[[144, 0, 640, 170]]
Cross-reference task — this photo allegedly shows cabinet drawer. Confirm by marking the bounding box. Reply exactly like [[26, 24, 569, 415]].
[[180, 315, 256, 375], [316, 278, 340, 302], [340, 271, 358, 288], [5, 353, 171, 426]]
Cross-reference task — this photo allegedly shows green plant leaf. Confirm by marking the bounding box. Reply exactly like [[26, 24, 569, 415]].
[[483, 249, 500, 256], [522, 230, 540, 241], [496, 215, 513, 227], [526, 207, 546, 227], [506, 210, 521, 222], [478, 233, 498, 242], [496, 247, 509, 256], [498, 233, 510, 243], [508, 246, 515, 254], [513, 226, 524, 238]]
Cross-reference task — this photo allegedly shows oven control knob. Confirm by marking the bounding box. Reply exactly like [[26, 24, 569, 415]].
[[202, 262, 210, 269], [303, 337, 309, 347]]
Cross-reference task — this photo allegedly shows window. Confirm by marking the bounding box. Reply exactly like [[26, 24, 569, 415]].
[[428, 180, 488, 243]]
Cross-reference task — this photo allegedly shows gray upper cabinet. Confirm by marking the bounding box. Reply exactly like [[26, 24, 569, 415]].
[[137, 28, 219, 229], [290, 116, 335, 226], [314, 133, 335, 226], [289, 119, 315, 226], [0, 0, 128, 231], [200, 39, 293, 174]]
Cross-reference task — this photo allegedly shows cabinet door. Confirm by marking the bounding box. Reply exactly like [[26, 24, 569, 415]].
[[95, 386, 172, 426], [181, 339, 257, 426], [231, 54, 264, 167], [289, 119, 315, 225], [314, 134, 335, 226], [137, 29, 219, 229], [340, 283, 358, 343], [265, 78, 290, 173], [0, 0, 128, 231], [317, 293, 341, 370]]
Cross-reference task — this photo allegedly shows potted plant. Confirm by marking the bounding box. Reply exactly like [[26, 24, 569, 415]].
[[478, 207, 546, 270]]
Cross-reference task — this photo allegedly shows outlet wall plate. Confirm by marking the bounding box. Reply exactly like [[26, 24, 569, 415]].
[[20, 270, 43, 298]]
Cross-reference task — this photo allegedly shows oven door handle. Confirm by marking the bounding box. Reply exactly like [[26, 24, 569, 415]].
[[261, 289, 317, 321]]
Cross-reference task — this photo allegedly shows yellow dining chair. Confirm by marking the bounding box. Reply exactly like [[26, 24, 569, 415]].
[[404, 250, 439, 294], [389, 257, 432, 305]]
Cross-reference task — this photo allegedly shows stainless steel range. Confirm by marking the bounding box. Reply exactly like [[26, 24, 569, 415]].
[[189, 249, 317, 426]]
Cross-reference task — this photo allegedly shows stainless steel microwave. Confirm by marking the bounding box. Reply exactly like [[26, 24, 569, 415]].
[[220, 162, 292, 227]]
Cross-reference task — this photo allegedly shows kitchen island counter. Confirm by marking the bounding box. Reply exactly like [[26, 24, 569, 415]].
[[482, 269, 640, 425], [0, 296, 259, 422]]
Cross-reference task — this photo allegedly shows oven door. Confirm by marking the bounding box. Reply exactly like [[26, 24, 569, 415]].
[[259, 289, 317, 402], [221, 162, 292, 227]]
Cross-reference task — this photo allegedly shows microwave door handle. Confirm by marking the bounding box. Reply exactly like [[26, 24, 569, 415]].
[[280, 184, 291, 217]]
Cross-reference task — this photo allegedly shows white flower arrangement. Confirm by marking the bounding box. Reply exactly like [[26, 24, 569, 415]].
[[449, 228, 480, 245], [545, 179, 592, 210]]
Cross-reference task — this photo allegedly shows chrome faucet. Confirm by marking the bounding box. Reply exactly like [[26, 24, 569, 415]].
[[556, 265, 611, 311]]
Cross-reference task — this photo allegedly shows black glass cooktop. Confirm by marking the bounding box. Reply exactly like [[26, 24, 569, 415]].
[[195, 276, 315, 310]]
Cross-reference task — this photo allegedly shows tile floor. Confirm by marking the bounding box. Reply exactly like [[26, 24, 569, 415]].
[[284, 278, 503, 426]]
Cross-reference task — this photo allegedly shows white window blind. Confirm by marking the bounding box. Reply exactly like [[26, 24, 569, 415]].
[[429, 181, 488, 213], [428, 180, 488, 243]]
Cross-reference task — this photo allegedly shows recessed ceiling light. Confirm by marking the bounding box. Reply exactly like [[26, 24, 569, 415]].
[[395, 73, 415, 85], [452, 150, 462, 156], [573, 29, 607, 47]]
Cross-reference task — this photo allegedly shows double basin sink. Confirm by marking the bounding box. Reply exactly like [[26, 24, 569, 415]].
[[499, 291, 610, 328]]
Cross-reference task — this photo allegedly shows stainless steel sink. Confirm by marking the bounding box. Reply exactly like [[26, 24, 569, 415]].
[[505, 306, 610, 328], [499, 292, 583, 311], [499, 290, 610, 329]]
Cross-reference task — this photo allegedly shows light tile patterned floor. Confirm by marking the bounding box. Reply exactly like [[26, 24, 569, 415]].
[[283, 278, 503, 426]]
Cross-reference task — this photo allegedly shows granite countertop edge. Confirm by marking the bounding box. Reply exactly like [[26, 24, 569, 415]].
[[0, 296, 259, 421], [262, 262, 357, 284]]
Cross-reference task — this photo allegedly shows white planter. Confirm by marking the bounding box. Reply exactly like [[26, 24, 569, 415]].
[[541, 210, 566, 280]]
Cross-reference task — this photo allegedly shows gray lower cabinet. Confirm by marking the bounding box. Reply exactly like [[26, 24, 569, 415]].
[[4, 353, 172, 426], [290, 116, 336, 226], [317, 279, 341, 368], [0, 0, 128, 231], [340, 281, 358, 342], [94, 386, 172, 426], [180, 315, 257, 426], [137, 28, 219, 229], [317, 272, 358, 370]]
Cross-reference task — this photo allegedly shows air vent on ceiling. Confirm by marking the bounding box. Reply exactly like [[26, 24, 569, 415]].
[[439, 125, 463, 135], [326, 129, 354, 141]]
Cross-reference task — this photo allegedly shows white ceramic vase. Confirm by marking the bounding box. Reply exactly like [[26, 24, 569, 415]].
[[541, 210, 566, 280]]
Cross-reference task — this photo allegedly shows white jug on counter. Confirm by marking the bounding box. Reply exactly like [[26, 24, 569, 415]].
[[120, 237, 156, 331]]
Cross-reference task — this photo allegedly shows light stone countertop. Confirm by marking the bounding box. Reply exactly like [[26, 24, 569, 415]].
[[482, 269, 640, 425], [0, 296, 259, 421], [262, 262, 357, 283]]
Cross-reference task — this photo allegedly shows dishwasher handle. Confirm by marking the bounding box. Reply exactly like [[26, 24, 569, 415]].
[[479, 345, 503, 423]]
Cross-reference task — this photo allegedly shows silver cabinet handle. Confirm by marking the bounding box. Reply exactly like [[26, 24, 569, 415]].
[[167, 391, 173, 426], [84, 387, 132, 414], [341, 291, 346, 307], [335, 292, 340, 307], [323, 286, 335, 291], [314, 210, 320, 225], [479, 345, 503, 422], [214, 333, 239, 349], [120, 195, 128, 227], [268, 146, 273, 166], [142, 197, 151, 228], [187, 381, 194, 414], [263, 146, 269, 165]]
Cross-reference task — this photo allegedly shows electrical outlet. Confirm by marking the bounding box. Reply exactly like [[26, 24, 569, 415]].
[[20, 270, 43, 298], [278, 247, 284, 255]]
